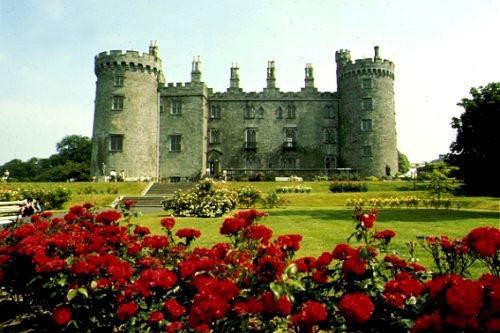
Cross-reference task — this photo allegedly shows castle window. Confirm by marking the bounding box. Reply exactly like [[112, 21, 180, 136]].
[[114, 76, 124, 87], [287, 104, 296, 119], [325, 155, 336, 169], [323, 127, 337, 143], [276, 107, 283, 119], [244, 128, 257, 149], [244, 105, 255, 119], [210, 105, 221, 119], [362, 145, 372, 156], [361, 119, 373, 131], [171, 101, 182, 115], [362, 98, 373, 111], [324, 105, 336, 118], [160, 97, 168, 113], [257, 107, 265, 119], [209, 129, 221, 144], [109, 135, 123, 152], [169, 135, 181, 152], [112, 95, 124, 111], [362, 78, 372, 89]]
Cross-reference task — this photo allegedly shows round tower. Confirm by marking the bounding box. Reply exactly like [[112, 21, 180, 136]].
[[91, 42, 163, 180], [336, 46, 397, 177]]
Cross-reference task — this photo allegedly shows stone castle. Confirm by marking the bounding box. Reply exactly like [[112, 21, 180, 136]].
[[91, 42, 397, 181]]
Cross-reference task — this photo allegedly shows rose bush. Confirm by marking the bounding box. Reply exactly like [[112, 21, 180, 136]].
[[0, 202, 498, 332], [161, 179, 238, 217]]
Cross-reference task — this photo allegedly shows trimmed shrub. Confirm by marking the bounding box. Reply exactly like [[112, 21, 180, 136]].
[[329, 181, 368, 193]]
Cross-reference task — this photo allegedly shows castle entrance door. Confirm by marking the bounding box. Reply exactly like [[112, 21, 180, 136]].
[[209, 160, 219, 176]]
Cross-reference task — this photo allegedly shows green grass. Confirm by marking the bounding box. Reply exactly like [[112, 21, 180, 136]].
[[3, 180, 499, 274], [4, 181, 148, 210], [134, 207, 499, 275]]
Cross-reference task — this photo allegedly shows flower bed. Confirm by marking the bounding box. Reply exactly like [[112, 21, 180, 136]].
[[0, 203, 499, 332]]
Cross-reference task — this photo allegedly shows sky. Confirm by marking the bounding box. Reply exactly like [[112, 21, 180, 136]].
[[1, 0, 499, 166]]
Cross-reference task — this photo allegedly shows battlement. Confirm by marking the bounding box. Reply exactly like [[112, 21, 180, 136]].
[[209, 89, 337, 100], [95, 49, 162, 75], [336, 46, 395, 80]]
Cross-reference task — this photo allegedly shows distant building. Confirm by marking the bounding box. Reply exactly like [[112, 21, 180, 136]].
[[91, 42, 397, 181]]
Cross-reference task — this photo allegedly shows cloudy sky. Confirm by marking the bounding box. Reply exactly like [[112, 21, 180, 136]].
[[1, 0, 498, 165]]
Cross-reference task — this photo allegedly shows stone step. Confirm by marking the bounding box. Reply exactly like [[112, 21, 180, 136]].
[[121, 195, 166, 207], [146, 182, 195, 195]]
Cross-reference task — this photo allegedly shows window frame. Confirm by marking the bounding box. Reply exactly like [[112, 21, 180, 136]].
[[109, 134, 124, 152], [361, 119, 373, 131], [362, 98, 373, 111], [114, 75, 124, 87], [170, 101, 182, 116], [112, 95, 124, 111], [169, 135, 182, 152]]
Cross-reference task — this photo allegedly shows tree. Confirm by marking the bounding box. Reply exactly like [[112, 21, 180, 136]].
[[398, 151, 410, 174], [448, 82, 500, 196], [0, 135, 92, 182], [56, 135, 92, 164], [426, 162, 459, 199]]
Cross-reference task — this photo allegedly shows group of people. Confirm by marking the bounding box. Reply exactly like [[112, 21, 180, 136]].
[[21, 198, 44, 217]]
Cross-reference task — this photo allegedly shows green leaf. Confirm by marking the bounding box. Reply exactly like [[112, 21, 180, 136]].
[[78, 287, 89, 298], [270, 282, 285, 299], [67, 288, 78, 301]]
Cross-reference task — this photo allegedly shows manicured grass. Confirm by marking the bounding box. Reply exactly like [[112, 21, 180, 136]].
[[133, 206, 499, 275]]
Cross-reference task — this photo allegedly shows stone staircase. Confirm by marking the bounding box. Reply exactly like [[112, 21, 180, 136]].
[[121, 182, 195, 208]]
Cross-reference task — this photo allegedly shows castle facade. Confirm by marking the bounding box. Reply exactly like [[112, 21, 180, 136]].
[[91, 42, 397, 181]]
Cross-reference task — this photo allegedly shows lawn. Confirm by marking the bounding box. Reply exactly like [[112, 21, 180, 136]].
[[3, 180, 499, 274], [133, 206, 499, 275]]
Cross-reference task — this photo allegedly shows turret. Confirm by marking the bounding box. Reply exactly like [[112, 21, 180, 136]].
[[229, 63, 240, 89], [304, 63, 315, 90], [266, 61, 276, 90], [191, 56, 202, 83], [91, 43, 163, 180], [336, 46, 397, 177]]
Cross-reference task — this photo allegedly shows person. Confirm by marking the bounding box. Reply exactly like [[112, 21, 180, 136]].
[[34, 198, 45, 214], [110, 170, 118, 182], [1, 169, 9, 182], [21, 198, 35, 217]]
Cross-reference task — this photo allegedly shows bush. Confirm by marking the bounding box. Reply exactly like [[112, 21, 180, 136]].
[[329, 181, 368, 193], [237, 185, 261, 208], [1, 186, 72, 209], [162, 178, 238, 217], [0, 206, 498, 332], [275, 185, 312, 194]]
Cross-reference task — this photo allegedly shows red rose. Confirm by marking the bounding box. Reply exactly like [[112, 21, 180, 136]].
[[53, 305, 72, 326], [117, 301, 138, 320], [134, 226, 151, 236], [277, 234, 303, 251], [95, 210, 122, 224], [165, 321, 184, 333], [149, 310, 164, 323], [360, 213, 376, 228], [339, 293, 374, 325], [276, 296, 292, 316], [220, 217, 247, 235], [176, 228, 201, 239], [161, 217, 176, 229], [165, 299, 186, 320]]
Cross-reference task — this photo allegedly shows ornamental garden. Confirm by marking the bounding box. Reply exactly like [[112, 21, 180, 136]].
[[0, 179, 499, 332]]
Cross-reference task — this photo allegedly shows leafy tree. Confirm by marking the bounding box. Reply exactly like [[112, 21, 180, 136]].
[[398, 151, 410, 174], [0, 135, 91, 182], [56, 135, 92, 164], [426, 162, 459, 199], [448, 82, 500, 196]]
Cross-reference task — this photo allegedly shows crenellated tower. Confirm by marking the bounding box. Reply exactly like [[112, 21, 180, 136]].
[[91, 41, 163, 179], [336, 46, 397, 177]]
